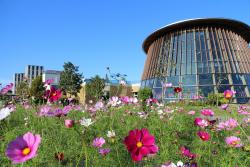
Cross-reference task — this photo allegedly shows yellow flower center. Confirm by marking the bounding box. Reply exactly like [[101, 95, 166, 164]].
[[136, 142, 143, 148], [231, 141, 238, 146], [225, 93, 232, 99], [22, 147, 31, 155], [52, 92, 57, 96]]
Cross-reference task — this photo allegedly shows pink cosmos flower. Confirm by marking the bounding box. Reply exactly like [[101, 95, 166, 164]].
[[163, 83, 172, 88], [0, 83, 13, 94], [64, 119, 74, 128], [225, 136, 243, 147], [6, 132, 41, 164], [99, 148, 111, 156], [129, 97, 138, 104], [197, 131, 210, 141], [94, 101, 104, 110], [220, 104, 229, 110], [224, 90, 236, 99], [92, 137, 105, 148], [188, 110, 196, 115], [180, 146, 196, 159], [237, 106, 250, 115], [121, 96, 130, 104], [217, 118, 238, 131], [123, 128, 158, 161], [194, 118, 209, 128], [201, 109, 214, 116]]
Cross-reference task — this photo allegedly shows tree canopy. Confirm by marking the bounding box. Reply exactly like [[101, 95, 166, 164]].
[[59, 62, 83, 97]]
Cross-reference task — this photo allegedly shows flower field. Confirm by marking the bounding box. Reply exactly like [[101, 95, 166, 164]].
[[0, 100, 250, 167]]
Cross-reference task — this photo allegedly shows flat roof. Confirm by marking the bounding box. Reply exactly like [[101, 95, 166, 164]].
[[143, 18, 250, 53]]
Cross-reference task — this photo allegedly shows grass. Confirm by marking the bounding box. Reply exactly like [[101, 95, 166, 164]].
[[0, 103, 249, 167]]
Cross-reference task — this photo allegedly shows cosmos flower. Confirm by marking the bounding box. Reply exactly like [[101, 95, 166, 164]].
[[225, 136, 243, 148], [174, 87, 182, 93], [201, 109, 214, 116], [44, 86, 62, 103], [44, 79, 54, 90], [194, 118, 209, 128], [6, 132, 41, 164], [98, 148, 111, 156], [0, 107, 12, 121], [94, 101, 104, 110], [180, 146, 196, 159], [188, 110, 196, 115], [121, 96, 130, 104], [79, 117, 94, 127], [237, 105, 250, 115], [224, 90, 236, 100], [64, 119, 74, 128], [107, 130, 116, 138], [220, 104, 229, 110], [92, 137, 105, 148], [0, 83, 13, 94], [161, 161, 183, 167], [197, 131, 210, 141], [216, 118, 238, 131], [108, 96, 121, 107], [163, 83, 173, 88], [123, 128, 158, 161]]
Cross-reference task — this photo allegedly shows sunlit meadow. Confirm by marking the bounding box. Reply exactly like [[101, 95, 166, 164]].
[[0, 82, 250, 167]]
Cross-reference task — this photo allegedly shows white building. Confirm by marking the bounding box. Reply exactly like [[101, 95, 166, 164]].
[[25, 65, 44, 85], [13, 73, 25, 94], [42, 70, 61, 86]]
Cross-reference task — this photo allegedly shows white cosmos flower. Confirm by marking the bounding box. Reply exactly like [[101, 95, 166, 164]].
[[0, 107, 12, 121], [157, 109, 164, 115], [80, 117, 94, 127], [107, 130, 116, 138]]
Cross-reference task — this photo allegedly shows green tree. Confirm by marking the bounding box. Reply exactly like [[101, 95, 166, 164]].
[[59, 62, 83, 97], [16, 81, 29, 100], [29, 76, 45, 103], [85, 75, 105, 101], [138, 88, 152, 111]]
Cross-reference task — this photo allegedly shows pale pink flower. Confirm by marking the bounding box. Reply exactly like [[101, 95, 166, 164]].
[[92, 137, 105, 148], [188, 110, 196, 115], [64, 119, 74, 128], [225, 136, 243, 147]]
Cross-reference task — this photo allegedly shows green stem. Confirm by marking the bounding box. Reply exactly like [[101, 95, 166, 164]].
[[115, 144, 122, 167]]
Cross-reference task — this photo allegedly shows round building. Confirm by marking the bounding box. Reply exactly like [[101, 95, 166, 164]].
[[141, 18, 250, 103]]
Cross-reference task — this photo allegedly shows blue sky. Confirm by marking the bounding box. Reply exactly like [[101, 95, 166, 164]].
[[0, 0, 249, 85]]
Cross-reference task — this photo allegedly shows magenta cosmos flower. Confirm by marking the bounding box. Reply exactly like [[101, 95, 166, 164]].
[[225, 136, 243, 148], [123, 128, 158, 162], [180, 146, 196, 159], [6, 132, 41, 164], [194, 117, 209, 128], [197, 131, 210, 141], [224, 90, 235, 99], [44, 86, 62, 102], [92, 137, 105, 148], [201, 109, 214, 116], [0, 83, 13, 94]]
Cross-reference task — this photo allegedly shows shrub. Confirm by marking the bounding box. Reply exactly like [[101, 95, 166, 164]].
[[206, 93, 228, 106], [138, 88, 152, 111]]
